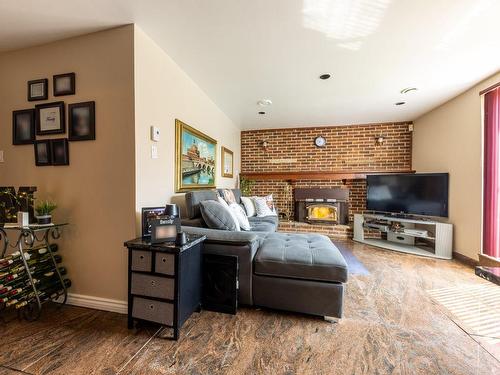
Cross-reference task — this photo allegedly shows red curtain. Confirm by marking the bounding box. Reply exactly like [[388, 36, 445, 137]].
[[483, 87, 500, 259]]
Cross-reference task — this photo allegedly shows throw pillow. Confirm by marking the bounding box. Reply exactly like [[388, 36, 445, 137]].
[[199, 200, 239, 231], [228, 203, 251, 231], [218, 196, 241, 231], [219, 189, 236, 205], [241, 196, 256, 217], [253, 195, 277, 217]]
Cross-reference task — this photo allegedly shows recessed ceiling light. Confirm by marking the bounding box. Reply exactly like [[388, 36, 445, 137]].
[[401, 87, 417, 94], [319, 74, 331, 80], [257, 99, 272, 106], [395, 101, 406, 106], [258, 111, 266, 115]]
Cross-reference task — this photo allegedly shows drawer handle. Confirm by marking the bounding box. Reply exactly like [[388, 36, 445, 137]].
[[149, 304, 154, 310], [140, 255, 144, 260], [151, 281, 156, 286], [162, 258, 167, 263]]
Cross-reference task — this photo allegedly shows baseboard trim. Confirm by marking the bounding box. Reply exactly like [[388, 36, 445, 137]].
[[56, 293, 127, 315], [479, 253, 500, 267], [452, 252, 479, 267]]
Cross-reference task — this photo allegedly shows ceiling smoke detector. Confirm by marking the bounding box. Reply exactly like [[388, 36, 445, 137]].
[[319, 74, 331, 80], [257, 99, 273, 106], [400, 87, 418, 94]]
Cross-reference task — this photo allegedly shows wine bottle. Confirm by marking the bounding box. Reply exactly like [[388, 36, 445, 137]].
[[2, 256, 61, 279], [22, 244, 59, 261], [29, 263, 64, 281], [32, 268, 67, 287], [13, 279, 71, 309], [25, 254, 62, 267], [0, 266, 68, 298], [5, 278, 61, 307], [0, 244, 58, 266], [0, 265, 26, 281], [0, 278, 32, 296]]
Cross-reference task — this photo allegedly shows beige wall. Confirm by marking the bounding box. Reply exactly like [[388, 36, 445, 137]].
[[133, 26, 240, 228], [413, 71, 500, 261], [0, 26, 136, 302]]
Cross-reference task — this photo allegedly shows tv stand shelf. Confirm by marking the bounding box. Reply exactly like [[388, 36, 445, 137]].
[[353, 213, 453, 260]]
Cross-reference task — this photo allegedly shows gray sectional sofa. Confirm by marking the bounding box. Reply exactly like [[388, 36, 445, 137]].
[[181, 189, 348, 320]]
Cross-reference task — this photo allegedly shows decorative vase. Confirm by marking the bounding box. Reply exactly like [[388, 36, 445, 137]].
[[36, 215, 52, 225], [17, 211, 29, 227]]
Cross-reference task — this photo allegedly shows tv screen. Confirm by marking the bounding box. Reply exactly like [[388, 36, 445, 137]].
[[366, 173, 449, 217]]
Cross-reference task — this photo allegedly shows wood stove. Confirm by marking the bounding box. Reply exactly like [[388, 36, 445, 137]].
[[294, 188, 349, 225]]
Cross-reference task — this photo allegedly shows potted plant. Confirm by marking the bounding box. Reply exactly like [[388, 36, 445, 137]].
[[239, 177, 255, 196], [35, 200, 57, 225]]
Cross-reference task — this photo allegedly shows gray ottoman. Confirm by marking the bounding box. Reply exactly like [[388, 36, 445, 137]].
[[252, 233, 348, 319]]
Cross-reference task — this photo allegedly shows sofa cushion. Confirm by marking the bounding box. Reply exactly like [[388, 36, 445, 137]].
[[248, 216, 278, 232], [241, 196, 256, 217], [253, 195, 277, 217], [254, 233, 348, 283], [185, 191, 218, 219], [250, 221, 278, 232], [216, 189, 241, 204], [180, 217, 206, 228], [217, 197, 240, 231], [200, 200, 239, 231], [218, 189, 237, 204], [229, 203, 251, 231], [248, 216, 279, 226]]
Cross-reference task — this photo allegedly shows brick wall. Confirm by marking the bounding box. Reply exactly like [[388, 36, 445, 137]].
[[241, 122, 413, 238], [241, 122, 412, 173]]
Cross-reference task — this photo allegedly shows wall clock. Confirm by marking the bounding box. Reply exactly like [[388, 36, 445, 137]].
[[314, 136, 326, 148]]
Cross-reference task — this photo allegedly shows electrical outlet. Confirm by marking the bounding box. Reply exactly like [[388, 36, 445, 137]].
[[0, 150, 4, 163], [408, 124, 414, 132]]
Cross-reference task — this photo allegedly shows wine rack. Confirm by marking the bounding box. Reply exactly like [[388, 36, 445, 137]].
[[0, 224, 70, 321]]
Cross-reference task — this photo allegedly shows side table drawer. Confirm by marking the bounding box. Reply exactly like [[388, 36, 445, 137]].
[[155, 253, 175, 275], [131, 273, 174, 300], [131, 250, 151, 272], [132, 297, 173, 326]]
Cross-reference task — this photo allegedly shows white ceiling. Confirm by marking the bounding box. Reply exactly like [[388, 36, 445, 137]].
[[1, 0, 499, 129]]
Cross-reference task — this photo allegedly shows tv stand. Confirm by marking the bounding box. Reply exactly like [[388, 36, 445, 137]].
[[353, 213, 453, 260]]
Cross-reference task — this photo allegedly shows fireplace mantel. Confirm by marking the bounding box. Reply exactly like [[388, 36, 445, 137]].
[[240, 169, 415, 181]]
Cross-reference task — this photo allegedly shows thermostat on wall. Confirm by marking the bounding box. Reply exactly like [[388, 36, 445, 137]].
[[151, 126, 160, 142]]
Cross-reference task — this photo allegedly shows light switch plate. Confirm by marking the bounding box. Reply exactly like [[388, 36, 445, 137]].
[[150, 126, 160, 142], [0, 150, 4, 163], [151, 145, 158, 159]]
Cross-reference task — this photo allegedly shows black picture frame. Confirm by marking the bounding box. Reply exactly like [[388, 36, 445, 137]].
[[150, 218, 180, 244], [12, 109, 35, 145], [53, 73, 75, 96], [34, 140, 52, 166], [36, 101, 65, 135], [68, 101, 95, 141], [141, 207, 166, 237], [51, 138, 69, 166], [28, 78, 48, 101]]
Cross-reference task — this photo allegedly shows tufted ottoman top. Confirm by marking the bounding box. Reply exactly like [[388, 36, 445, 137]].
[[254, 233, 348, 283]]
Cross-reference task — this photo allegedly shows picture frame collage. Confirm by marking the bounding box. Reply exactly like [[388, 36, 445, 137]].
[[12, 72, 96, 166]]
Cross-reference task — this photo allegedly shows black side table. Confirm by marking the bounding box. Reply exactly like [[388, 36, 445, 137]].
[[124, 234, 205, 340]]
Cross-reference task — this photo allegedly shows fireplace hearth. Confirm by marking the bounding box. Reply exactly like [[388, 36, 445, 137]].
[[294, 188, 349, 225]]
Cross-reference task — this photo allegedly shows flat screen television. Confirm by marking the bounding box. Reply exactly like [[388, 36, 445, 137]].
[[366, 173, 449, 217]]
